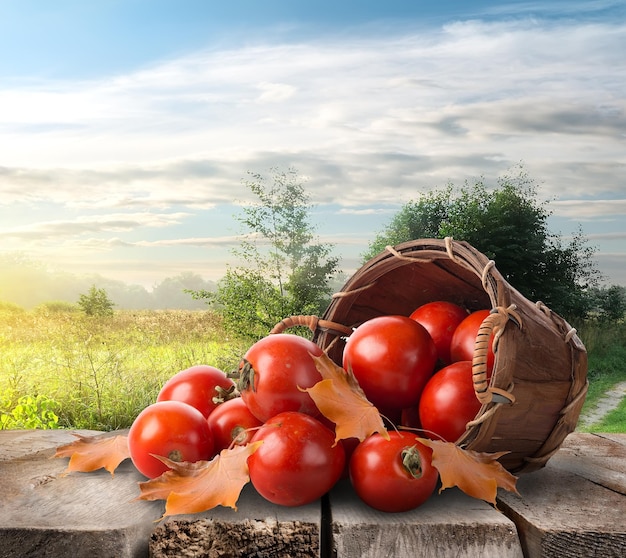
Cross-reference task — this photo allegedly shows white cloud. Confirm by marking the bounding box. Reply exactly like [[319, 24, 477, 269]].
[[552, 200, 626, 219]]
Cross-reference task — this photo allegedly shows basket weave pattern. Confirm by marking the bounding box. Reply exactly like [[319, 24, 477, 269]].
[[310, 238, 588, 474]]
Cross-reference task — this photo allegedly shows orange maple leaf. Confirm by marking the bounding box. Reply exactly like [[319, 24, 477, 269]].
[[137, 441, 262, 517], [417, 438, 519, 506], [303, 353, 389, 444], [54, 433, 130, 476]]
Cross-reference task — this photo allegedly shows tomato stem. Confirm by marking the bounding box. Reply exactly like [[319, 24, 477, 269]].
[[212, 384, 239, 405], [401, 445, 424, 479], [238, 359, 256, 392], [168, 449, 184, 462]]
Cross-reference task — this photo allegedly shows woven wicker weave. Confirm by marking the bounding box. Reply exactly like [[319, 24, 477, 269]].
[[273, 238, 588, 474]]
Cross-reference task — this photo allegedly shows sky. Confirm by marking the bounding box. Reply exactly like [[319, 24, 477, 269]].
[[0, 0, 625, 291]]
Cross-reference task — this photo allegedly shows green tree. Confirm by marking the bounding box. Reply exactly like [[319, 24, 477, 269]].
[[77, 285, 115, 317], [192, 168, 339, 339], [588, 285, 626, 322], [363, 166, 601, 321]]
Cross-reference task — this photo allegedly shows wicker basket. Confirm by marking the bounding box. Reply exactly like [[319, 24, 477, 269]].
[[272, 238, 588, 474]]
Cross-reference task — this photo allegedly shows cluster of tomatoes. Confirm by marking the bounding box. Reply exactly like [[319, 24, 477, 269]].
[[353, 301, 495, 445], [127, 301, 493, 513]]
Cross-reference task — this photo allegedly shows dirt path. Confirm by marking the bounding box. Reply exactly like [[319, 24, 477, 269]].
[[578, 381, 626, 429]]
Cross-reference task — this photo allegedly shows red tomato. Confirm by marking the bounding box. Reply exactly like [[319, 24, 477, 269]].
[[207, 397, 263, 452], [342, 315, 437, 410], [450, 310, 494, 375], [128, 400, 214, 478], [157, 364, 236, 419], [248, 412, 345, 506], [418, 361, 482, 442], [349, 431, 438, 512], [410, 301, 468, 365], [239, 334, 323, 423]]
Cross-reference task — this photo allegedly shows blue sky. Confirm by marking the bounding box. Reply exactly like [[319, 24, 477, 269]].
[[0, 0, 625, 289]]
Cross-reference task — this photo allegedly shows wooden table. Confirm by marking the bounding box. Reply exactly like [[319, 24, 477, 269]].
[[1, 430, 624, 558]]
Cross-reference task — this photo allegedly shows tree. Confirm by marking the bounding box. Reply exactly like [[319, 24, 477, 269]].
[[192, 168, 339, 339], [587, 285, 626, 322], [78, 285, 115, 317], [363, 166, 601, 321]]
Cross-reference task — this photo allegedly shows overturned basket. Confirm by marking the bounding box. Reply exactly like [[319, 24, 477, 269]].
[[272, 238, 588, 474]]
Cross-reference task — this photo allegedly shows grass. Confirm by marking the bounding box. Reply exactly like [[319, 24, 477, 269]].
[[576, 319, 626, 432], [1, 306, 625, 432], [0, 307, 248, 430]]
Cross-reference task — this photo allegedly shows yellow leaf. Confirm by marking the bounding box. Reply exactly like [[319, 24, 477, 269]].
[[54, 434, 130, 476], [418, 438, 519, 506], [137, 441, 262, 517], [304, 353, 389, 444]]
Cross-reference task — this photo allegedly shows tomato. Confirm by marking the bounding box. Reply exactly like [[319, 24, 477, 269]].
[[418, 361, 482, 442], [207, 397, 263, 452], [342, 315, 437, 410], [128, 400, 214, 478], [157, 364, 236, 419], [450, 310, 494, 375], [248, 411, 345, 507], [410, 301, 468, 365], [349, 431, 438, 512], [239, 334, 323, 423]]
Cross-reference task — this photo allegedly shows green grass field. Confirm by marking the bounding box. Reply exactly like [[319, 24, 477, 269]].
[[0, 307, 248, 430], [1, 306, 624, 432]]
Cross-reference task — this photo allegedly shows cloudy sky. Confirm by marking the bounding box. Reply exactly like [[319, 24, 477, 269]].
[[1, 0, 625, 289]]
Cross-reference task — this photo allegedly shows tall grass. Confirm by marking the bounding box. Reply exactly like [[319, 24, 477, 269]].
[[0, 308, 248, 430]]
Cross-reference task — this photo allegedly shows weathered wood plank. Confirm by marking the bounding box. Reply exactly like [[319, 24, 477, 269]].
[[497, 433, 626, 558], [149, 484, 321, 558], [550, 432, 626, 494], [0, 429, 164, 558], [328, 479, 523, 558]]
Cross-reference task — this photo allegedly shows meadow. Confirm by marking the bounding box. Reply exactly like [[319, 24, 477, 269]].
[[0, 305, 249, 430], [1, 304, 625, 432]]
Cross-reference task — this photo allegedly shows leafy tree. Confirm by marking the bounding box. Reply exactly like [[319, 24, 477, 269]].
[[191, 168, 339, 339], [363, 166, 601, 321], [78, 285, 115, 317], [587, 285, 626, 322]]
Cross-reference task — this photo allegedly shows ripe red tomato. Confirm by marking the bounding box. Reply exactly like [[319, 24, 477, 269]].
[[342, 315, 437, 410], [239, 334, 323, 423], [207, 397, 263, 452], [157, 364, 236, 419], [349, 431, 438, 512], [248, 412, 345, 506], [418, 361, 482, 442], [128, 400, 214, 478], [410, 301, 468, 365], [450, 310, 494, 374]]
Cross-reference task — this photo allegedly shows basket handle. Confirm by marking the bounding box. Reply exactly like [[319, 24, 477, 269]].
[[472, 305, 521, 405], [270, 315, 354, 337]]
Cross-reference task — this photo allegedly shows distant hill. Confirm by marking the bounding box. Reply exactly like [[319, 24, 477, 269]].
[[0, 254, 216, 310]]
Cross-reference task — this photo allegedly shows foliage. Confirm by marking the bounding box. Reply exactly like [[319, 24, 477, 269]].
[[585, 285, 626, 322], [0, 394, 59, 430], [191, 168, 339, 339], [78, 285, 115, 317], [363, 166, 601, 320]]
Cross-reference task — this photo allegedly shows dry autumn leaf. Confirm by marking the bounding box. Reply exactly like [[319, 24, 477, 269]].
[[304, 353, 389, 444], [417, 438, 519, 506], [137, 441, 263, 517], [54, 433, 130, 476]]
